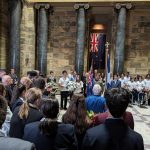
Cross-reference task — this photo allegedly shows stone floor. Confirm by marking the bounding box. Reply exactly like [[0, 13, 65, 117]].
[[127, 105, 150, 150], [56, 95, 150, 149]]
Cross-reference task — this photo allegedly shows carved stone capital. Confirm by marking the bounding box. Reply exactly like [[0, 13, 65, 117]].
[[74, 4, 90, 10], [35, 3, 50, 9], [115, 3, 132, 10]]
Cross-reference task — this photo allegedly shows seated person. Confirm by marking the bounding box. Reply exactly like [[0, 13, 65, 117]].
[[23, 98, 77, 150], [0, 96, 35, 150], [82, 88, 144, 150], [86, 84, 106, 114]]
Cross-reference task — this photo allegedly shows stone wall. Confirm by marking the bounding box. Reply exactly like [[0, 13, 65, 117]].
[[1, 2, 150, 77], [47, 7, 77, 78], [20, 4, 36, 76], [0, 0, 8, 69], [124, 8, 150, 76]]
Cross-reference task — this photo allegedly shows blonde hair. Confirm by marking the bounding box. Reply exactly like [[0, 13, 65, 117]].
[[20, 77, 32, 87], [18, 88, 42, 119]]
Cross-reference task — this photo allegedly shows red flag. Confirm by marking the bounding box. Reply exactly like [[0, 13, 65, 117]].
[[90, 33, 99, 52]]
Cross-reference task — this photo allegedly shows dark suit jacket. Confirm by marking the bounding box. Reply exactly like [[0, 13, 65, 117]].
[[10, 105, 43, 139], [0, 132, 35, 150], [110, 80, 121, 89], [82, 118, 144, 150], [11, 98, 23, 112], [23, 121, 77, 150], [5, 85, 13, 104]]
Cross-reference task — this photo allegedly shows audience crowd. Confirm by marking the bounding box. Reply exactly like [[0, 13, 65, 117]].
[[0, 68, 148, 150]]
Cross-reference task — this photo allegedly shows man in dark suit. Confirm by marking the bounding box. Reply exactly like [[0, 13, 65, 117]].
[[0, 96, 35, 150], [9, 69, 18, 85], [82, 88, 144, 150], [2, 75, 13, 105], [110, 74, 121, 89]]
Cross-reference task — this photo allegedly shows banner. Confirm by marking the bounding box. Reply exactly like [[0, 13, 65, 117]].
[[89, 33, 106, 70]]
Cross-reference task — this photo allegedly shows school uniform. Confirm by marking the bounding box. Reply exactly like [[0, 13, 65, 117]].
[[59, 77, 70, 109]]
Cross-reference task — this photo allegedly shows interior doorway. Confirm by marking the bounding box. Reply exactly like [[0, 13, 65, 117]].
[[87, 14, 112, 73]]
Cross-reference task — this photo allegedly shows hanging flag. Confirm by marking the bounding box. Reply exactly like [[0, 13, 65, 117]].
[[90, 33, 99, 52], [88, 63, 94, 87], [97, 34, 106, 69], [89, 33, 106, 70], [106, 49, 111, 89], [87, 61, 94, 96]]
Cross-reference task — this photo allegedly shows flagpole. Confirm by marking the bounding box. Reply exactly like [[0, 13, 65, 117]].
[[105, 42, 110, 90]]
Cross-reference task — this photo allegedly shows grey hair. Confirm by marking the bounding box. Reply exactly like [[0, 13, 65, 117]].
[[92, 84, 102, 95]]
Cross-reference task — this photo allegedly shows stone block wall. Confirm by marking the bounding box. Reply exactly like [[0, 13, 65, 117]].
[[0, 0, 8, 69], [20, 5, 36, 76], [124, 9, 150, 76], [1, 2, 150, 78], [47, 7, 77, 78]]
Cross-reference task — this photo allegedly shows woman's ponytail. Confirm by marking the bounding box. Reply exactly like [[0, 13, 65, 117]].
[[39, 98, 59, 136], [18, 88, 42, 119], [18, 101, 29, 119]]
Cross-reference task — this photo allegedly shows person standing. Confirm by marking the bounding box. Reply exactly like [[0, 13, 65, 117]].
[[47, 71, 56, 83], [9, 88, 43, 138], [94, 74, 104, 93], [10, 84, 26, 112], [86, 84, 106, 114], [9, 69, 18, 85], [119, 73, 125, 88], [110, 74, 121, 89], [0, 96, 35, 150], [59, 70, 70, 110], [143, 74, 150, 105], [74, 74, 83, 94], [23, 98, 77, 150], [82, 88, 144, 150], [62, 94, 91, 150], [124, 72, 130, 84], [2, 75, 13, 105], [137, 76, 145, 105]]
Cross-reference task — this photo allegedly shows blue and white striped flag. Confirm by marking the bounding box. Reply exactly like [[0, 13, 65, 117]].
[[106, 51, 111, 89]]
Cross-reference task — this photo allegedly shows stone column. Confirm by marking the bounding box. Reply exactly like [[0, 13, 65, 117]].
[[114, 3, 132, 74], [35, 3, 50, 76], [9, 0, 22, 76], [20, 3, 36, 76], [74, 4, 89, 76]]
